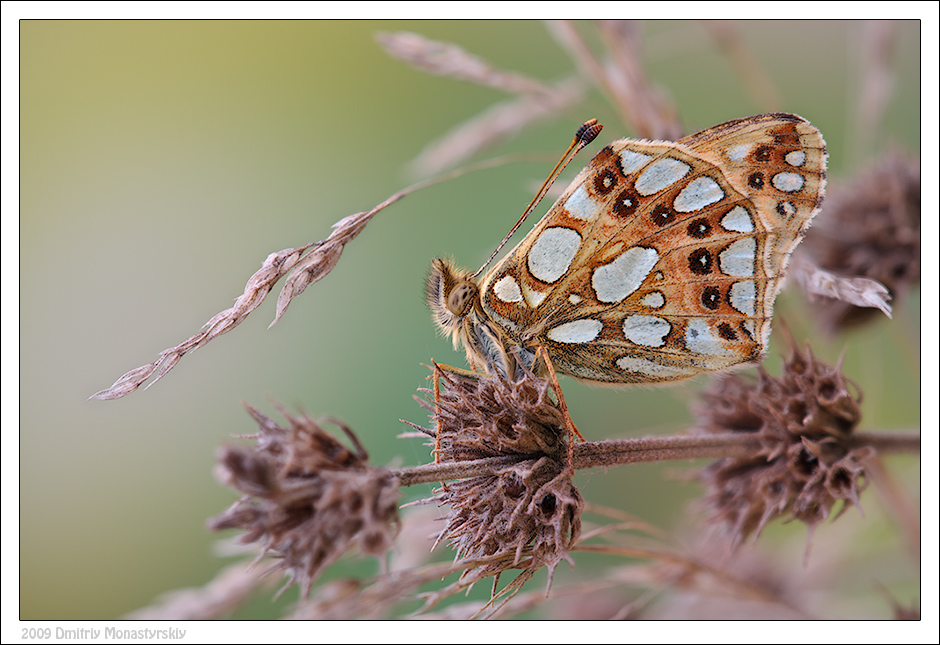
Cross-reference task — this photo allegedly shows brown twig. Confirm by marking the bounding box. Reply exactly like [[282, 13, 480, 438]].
[[391, 430, 919, 487]]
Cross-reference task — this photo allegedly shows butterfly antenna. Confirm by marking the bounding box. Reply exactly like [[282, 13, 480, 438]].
[[471, 119, 603, 279]]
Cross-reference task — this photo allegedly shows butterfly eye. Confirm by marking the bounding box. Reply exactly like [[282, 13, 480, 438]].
[[447, 281, 478, 316]]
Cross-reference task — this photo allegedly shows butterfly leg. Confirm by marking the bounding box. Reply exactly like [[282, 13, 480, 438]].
[[534, 343, 584, 474], [432, 363, 442, 465], [429, 360, 486, 462], [430, 360, 479, 491]]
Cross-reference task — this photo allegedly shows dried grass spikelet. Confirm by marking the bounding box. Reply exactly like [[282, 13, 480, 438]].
[[545, 20, 682, 141], [694, 344, 871, 547], [803, 151, 920, 331], [416, 363, 584, 587], [375, 31, 553, 95], [208, 405, 400, 596]]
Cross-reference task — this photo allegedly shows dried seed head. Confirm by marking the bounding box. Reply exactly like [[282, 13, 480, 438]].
[[804, 152, 920, 331], [429, 363, 568, 459], [419, 365, 582, 582], [438, 457, 583, 579], [208, 405, 400, 596], [694, 345, 870, 546]]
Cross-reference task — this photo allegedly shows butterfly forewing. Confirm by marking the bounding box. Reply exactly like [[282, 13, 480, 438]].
[[477, 113, 826, 384]]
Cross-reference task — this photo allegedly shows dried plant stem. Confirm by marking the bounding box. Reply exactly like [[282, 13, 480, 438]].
[[844, 430, 920, 453], [570, 433, 761, 469], [547, 20, 681, 141], [703, 21, 781, 112], [395, 455, 520, 487], [853, 20, 897, 162], [393, 430, 919, 487], [865, 455, 920, 559]]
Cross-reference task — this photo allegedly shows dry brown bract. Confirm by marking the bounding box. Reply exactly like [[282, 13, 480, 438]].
[[208, 406, 400, 596], [803, 152, 920, 331], [694, 345, 870, 547]]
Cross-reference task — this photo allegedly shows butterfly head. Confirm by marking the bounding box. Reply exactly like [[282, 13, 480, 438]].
[[426, 258, 479, 342], [427, 257, 527, 378]]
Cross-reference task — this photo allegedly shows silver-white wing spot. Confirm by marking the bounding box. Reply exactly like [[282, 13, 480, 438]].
[[771, 172, 804, 192], [785, 150, 806, 167], [742, 318, 757, 338], [674, 176, 724, 212], [619, 149, 652, 174], [623, 315, 671, 348], [527, 227, 581, 283], [592, 246, 659, 303], [640, 291, 665, 308], [522, 283, 547, 308], [720, 206, 754, 232], [547, 318, 602, 344], [727, 143, 752, 162], [719, 238, 756, 277], [635, 158, 690, 195], [565, 184, 601, 221], [728, 280, 756, 316], [493, 275, 523, 303]]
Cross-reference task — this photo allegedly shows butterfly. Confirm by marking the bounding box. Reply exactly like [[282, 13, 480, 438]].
[[427, 113, 826, 435]]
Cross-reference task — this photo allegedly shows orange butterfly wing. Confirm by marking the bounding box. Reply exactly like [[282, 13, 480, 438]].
[[479, 113, 827, 384]]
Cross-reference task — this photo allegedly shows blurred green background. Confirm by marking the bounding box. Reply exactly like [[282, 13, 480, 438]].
[[18, 20, 920, 619]]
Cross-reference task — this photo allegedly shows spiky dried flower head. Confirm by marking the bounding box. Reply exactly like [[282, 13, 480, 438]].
[[416, 364, 583, 584], [208, 405, 400, 596], [804, 152, 920, 331], [694, 345, 870, 547]]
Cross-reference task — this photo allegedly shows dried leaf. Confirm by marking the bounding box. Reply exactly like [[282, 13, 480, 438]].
[[790, 255, 893, 318], [802, 151, 918, 331]]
